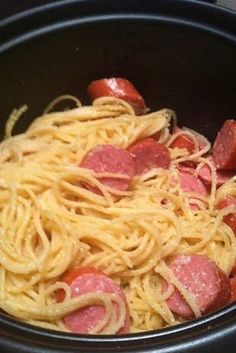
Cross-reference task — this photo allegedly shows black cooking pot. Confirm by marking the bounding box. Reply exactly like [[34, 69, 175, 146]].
[[0, 1, 235, 352]]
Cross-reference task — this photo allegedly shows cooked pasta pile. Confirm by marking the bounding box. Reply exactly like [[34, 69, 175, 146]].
[[0, 97, 235, 333]]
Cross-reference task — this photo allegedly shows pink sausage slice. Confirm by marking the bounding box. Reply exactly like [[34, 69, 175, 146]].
[[63, 272, 130, 334], [212, 120, 236, 170], [128, 138, 170, 175], [80, 144, 135, 194], [87, 78, 147, 115], [170, 128, 195, 153], [177, 159, 234, 190], [216, 196, 236, 234], [163, 254, 231, 318], [176, 163, 196, 175], [172, 127, 209, 151], [179, 171, 208, 196], [198, 157, 235, 188]]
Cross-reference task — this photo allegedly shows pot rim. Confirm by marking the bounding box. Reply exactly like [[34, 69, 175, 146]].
[[0, 1, 235, 351], [0, 0, 235, 54], [0, 304, 235, 343]]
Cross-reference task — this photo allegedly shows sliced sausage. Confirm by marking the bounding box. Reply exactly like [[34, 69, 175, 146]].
[[212, 120, 236, 170], [128, 138, 170, 175], [171, 127, 209, 153], [80, 144, 135, 195], [177, 158, 234, 190], [163, 254, 231, 318], [230, 277, 236, 302], [170, 131, 195, 154], [230, 264, 236, 278], [58, 267, 130, 334], [56, 267, 104, 302], [151, 130, 162, 141], [87, 78, 147, 115], [198, 157, 235, 188], [176, 163, 196, 175], [179, 171, 208, 196], [216, 196, 236, 234], [185, 128, 209, 150]]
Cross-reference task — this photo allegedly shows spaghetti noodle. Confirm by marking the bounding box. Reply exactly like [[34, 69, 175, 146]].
[[0, 96, 235, 334]]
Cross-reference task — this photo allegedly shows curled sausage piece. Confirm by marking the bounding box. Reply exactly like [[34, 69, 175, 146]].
[[87, 78, 147, 115], [128, 138, 170, 175], [57, 267, 130, 334], [163, 255, 231, 319], [80, 144, 135, 195], [212, 119, 236, 170]]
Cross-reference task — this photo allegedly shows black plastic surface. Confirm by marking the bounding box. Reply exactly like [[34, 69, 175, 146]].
[[0, 1, 235, 352]]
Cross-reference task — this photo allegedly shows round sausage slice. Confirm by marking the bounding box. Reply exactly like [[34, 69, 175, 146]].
[[163, 254, 231, 318], [176, 163, 196, 175], [128, 138, 170, 175], [80, 144, 135, 194], [171, 127, 209, 153], [230, 264, 236, 277], [151, 130, 162, 142], [59, 267, 130, 334], [179, 171, 208, 196], [230, 277, 236, 302], [198, 157, 235, 188], [212, 120, 236, 170], [170, 132, 195, 154], [216, 196, 236, 234], [56, 267, 103, 302], [87, 78, 147, 115]]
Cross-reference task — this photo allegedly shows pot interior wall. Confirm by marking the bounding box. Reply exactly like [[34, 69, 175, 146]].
[[0, 19, 235, 140]]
